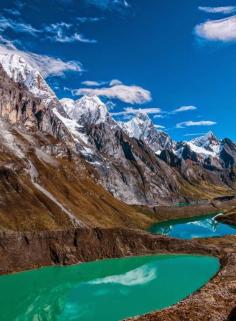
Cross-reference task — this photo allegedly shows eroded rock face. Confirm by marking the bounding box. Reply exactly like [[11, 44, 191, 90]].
[[221, 138, 236, 169], [84, 120, 186, 205], [0, 65, 69, 141], [0, 65, 44, 129]]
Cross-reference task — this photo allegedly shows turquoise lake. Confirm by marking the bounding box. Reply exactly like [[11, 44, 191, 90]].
[[0, 254, 219, 321], [149, 214, 236, 239]]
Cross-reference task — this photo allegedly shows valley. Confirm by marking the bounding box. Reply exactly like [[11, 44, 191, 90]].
[[0, 47, 235, 321]]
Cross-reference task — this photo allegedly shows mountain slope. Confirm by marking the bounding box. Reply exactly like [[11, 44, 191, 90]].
[[0, 49, 235, 218], [59, 96, 235, 205], [0, 65, 154, 231], [59, 97, 187, 205]]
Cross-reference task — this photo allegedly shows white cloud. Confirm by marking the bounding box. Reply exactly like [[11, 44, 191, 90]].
[[153, 114, 164, 119], [26, 52, 82, 77], [44, 22, 97, 43], [112, 107, 161, 116], [172, 105, 197, 113], [109, 79, 123, 86], [176, 120, 216, 129], [81, 80, 106, 86], [154, 124, 165, 129], [77, 17, 102, 23], [3, 8, 21, 16], [198, 6, 236, 14], [0, 43, 82, 77], [184, 132, 206, 137], [75, 83, 152, 104], [0, 16, 97, 44], [81, 79, 123, 87], [195, 16, 236, 42], [0, 16, 39, 36], [86, 0, 130, 10]]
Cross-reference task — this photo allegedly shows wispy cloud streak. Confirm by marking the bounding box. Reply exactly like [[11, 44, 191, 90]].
[[198, 6, 236, 14], [176, 120, 216, 129], [75, 82, 152, 104]]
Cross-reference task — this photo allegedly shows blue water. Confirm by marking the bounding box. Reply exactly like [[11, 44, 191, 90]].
[[0, 255, 219, 321], [149, 214, 236, 239]]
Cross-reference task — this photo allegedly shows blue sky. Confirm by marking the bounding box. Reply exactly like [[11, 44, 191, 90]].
[[0, 0, 236, 141]]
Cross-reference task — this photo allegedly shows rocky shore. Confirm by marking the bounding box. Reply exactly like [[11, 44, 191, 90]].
[[217, 211, 236, 227], [136, 197, 236, 223], [0, 227, 235, 321]]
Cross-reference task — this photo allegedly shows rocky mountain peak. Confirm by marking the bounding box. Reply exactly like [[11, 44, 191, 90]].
[[189, 131, 220, 155], [0, 48, 56, 107], [60, 95, 109, 126], [191, 131, 219, 146], [121, 112, 152, 140], [135, 111, 151, 122], [121, 113, 175, 154]]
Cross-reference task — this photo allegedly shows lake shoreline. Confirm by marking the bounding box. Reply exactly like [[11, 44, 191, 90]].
[[0, 229, 235, 320], [0, 199, 235, 321], [134, 198, 236, 227]]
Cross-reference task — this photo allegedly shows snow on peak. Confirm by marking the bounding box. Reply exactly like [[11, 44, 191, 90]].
[[189, 131, 220, 156], [121, 113, 174, 153], [0, 49, 56, 106], [121, 112, 152, 140], [60, 95, 109, 125]]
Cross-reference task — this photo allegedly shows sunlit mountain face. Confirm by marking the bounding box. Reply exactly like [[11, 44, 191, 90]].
[[0, 0, 236, 142]]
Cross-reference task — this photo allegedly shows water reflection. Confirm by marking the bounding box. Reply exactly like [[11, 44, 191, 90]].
[[149, 214, 236, 239], [0, 255, 219, 321]]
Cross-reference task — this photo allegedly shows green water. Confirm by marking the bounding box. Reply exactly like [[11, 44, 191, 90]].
[[0, 254, 219, 321], [149, 214, 236, 239]]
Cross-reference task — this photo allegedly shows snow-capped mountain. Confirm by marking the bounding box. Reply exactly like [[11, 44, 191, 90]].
[[60, 96, 109, 126], [0, 47, 235, 209], [0, 50, 57, 106], [121, 112, 175, 154], [173, 131, 236, 170], [190, 131, 221, 156], [174, 132, 221, 168], [121, 112, 152, 140]]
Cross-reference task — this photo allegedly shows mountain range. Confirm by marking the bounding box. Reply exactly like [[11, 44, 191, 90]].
[[0, 49, 235, 230]]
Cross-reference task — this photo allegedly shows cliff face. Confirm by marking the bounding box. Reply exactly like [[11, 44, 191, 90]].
[[85, 121, 184, 205], [0, 228, 219, 274], [0, 65, 70, 142], [0, 65, 48, 131]]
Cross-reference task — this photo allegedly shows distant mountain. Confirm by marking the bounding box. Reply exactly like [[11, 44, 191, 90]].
[[121, 112, 175, 155], [174, 132, 236, 170], [190, 131, 220, 155]]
